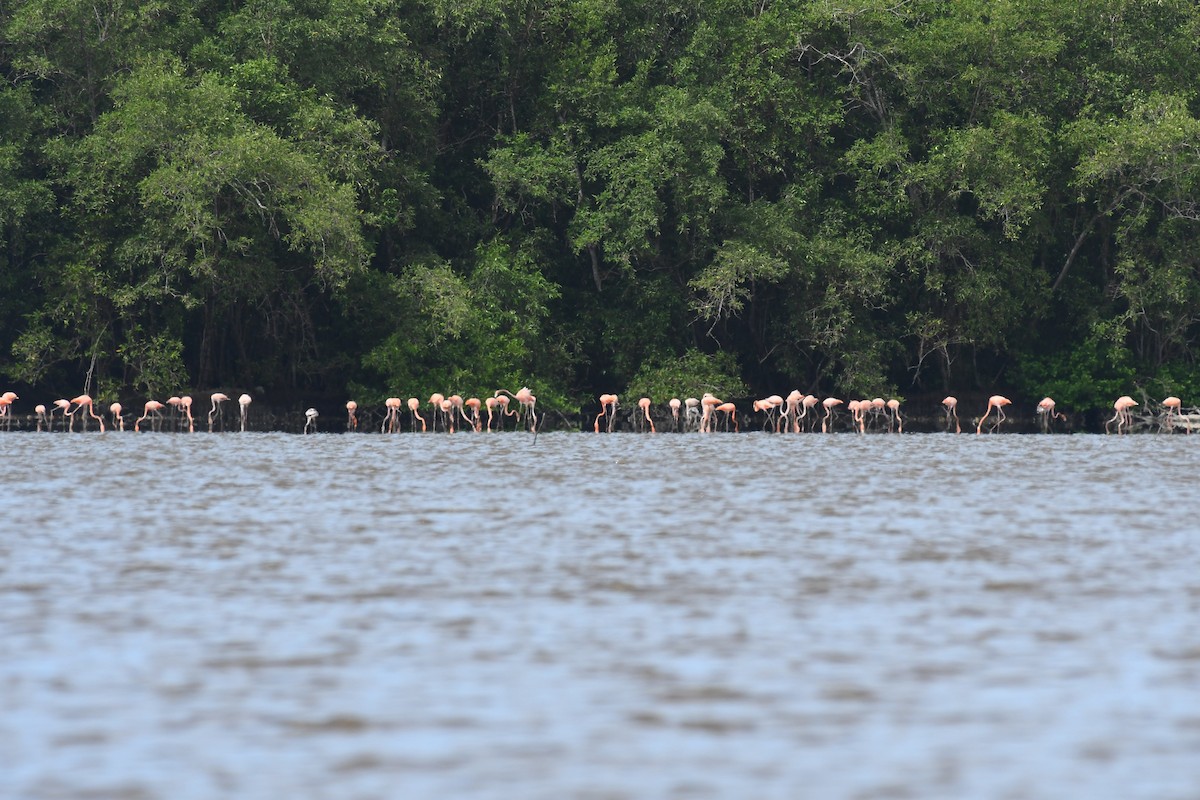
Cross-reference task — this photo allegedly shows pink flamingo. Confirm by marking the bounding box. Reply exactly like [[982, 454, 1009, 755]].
[[68, 394, 105, 432], [407, 397, 426, 432], [52, 398, 71, 431], [1161, 396, 1187, 434], [821, 397, 843, 433], [781, 390, 801, 433], [887, 399, 902, 433], [110, 402, 125, 431], [0, 391, 14, 431], [463, 397, 483, 431], [383, 397, 401, 433], [440, 398, 456, 433], [638, 397, 656, 433], [942, 396, 960, 434], [179, 395, 194, 432], [800, 395, 819, 431], [1036, 397, 1065, 433], [208, 393, 230, 432], [1105, 396, 1138, 434], [346, 400, 358, 432], [136, 400, 164, 431], [700, 393, 721, 433], [484, 396, 498, 431], [669, 398, 682, 431], [976, 395, 1012, 434], [495, 387, 537, 432], [594, 394, 618, 432], [716, 401, 739, 432], [35, 404, 48, 431], [239, 394, 252, 431]]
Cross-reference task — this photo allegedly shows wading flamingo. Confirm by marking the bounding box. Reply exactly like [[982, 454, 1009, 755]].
[[408, 398, 426, 432], [976, 395, 1012, 434], [716, 401, 739, 432], [669, 398, 682, 431], [135, 400, 164, 432], [110, 402, 125, 431], [0, 391, 15, 431], [887, 399, 902, 433], [594, 394, 618, 432], [484, 396, 498, 431], [638, 397, 656, 433], [495, 387, 537, 432], [1160, 396, 1187, 433], [942, 396, 960, 434], [383, 397, 401, 433], [1105, 396, 1137, 434], [68, 394, 105, 432], [179, 395, 194, 432], [304, 408, 319, 434], [1036, 397, 1065, 433], [35, 404, 48, 432], [684, 397, 700, 431], [52, 398, 71, 431], [346, 400, 358, 432], [239, 394, 252, 432], [801, 395, 819, 431], [821, 397, 843, 433], [208, 392, 230, 432]]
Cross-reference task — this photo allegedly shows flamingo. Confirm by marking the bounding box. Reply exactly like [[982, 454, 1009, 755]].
[[847, 400, 864, 434], [1105, 396, 1137, 434], [494, 394, 512, 430], [67, 394, 105, 432], [383, 397, 401, 433], [494, 387, 537, 432], [700, 393, 721, 433], [52, 398, 71, 431], [463, 397, 482, 431], [429, 393, 445, 432], [110, 402, 125, 431], [637, 397, 656, 433], [166, 396, 182, 430], [976, 395, 1012, 434], [407, 397, 426, 432], [440, 397, 456, 433], [135, 400, 164, 431], [1036, 397, 1065, 433], [0, 391, 14, 431], [684, 397, 700, 431], [304, 408, 319, 434], [484, 396, 498, 431], [942, 396, 960, 434], [821, 397, 843, 433], [716, 401, 739, 432], [179, 395, 194, 432], [800, 395, 819, 431], [594, 394, 617, 433], [781, 390, 802, 433], [239, 394, 252, 432], [887, 399, 902, 433], [346, 400, 358, 432], [1161, 396, 1186, 433], [208, 392, 230, 432], [35, 404, 48, 432], [669, 398, 682, 431]]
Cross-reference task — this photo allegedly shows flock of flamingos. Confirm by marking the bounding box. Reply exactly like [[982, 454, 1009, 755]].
[[0, 387, 1192, 435]]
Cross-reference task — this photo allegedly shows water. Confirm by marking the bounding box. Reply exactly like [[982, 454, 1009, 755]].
[[2, 432, 1198, 799]]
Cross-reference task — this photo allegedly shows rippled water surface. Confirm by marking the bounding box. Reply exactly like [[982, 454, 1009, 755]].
[[2, 432, 1199, 799]]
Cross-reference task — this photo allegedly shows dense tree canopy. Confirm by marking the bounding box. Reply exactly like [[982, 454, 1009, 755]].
[[3, 0, 1200, 411]]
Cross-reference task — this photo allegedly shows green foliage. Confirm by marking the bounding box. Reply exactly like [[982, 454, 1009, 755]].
[[625, 350, 749, 401], [4, 0, 1200, 417]]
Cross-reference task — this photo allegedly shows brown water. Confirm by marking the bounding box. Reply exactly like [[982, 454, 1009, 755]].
[[2, 431, 1199, 799]]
